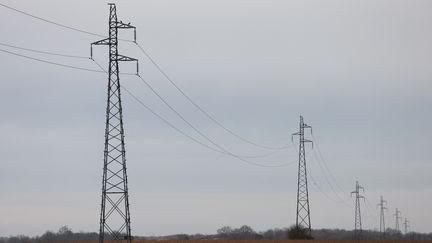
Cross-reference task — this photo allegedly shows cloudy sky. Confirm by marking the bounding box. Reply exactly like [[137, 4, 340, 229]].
[[1, 0, 431, 237]]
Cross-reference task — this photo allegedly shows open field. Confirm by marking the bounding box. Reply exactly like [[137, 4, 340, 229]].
[[134, 241, 432, 243], [136, 241, 432, 243], [44, 240, 432, 243]]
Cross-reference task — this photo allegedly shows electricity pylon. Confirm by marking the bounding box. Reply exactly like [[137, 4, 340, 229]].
[[351, 181, 364, 239], [394, 208, 402, 232], [377, 195, 387, 237], [91, 4, 138, 243], [403, 218, 410, 234], [292, 115, 313, 233]]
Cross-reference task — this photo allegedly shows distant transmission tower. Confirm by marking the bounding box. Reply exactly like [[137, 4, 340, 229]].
[[292, 115, 313, 233], [91, 4, 138, 243], [394, 208, 402, 232], [351, 181, 364, 239], [403, 218, 410, 234], [377, 195, 387, 237]]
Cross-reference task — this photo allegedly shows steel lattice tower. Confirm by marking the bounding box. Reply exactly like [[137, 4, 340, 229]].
[[351, 181, 364, 239], [394, 208, 402, 232], [377, 195, 387, 238], [91, 4, 138, 243], [292, 115, 313, 233], [403, 218, 409, 234]]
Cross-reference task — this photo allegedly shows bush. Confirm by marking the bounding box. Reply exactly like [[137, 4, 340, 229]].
[[287, 225, 313, 240]]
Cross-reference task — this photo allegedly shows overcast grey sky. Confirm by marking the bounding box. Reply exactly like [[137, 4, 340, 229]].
[[1, 0, 431, 237]]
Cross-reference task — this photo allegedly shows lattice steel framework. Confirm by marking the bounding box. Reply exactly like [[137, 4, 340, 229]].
[[351, 181, 364, 239], [403, 218, 409, 234], [292, 115, 313, 233], [91, 4, 138, 243], [394, 208, 402, 232], [377, 195, 387, 238]]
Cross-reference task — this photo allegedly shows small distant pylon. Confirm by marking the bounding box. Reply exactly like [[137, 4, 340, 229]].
[[292, 115, 313, 234], [394, 208, 402, 232], [403, 218, 410, 234], [351, 181, 364, 239], [377, 196, 387, 238]]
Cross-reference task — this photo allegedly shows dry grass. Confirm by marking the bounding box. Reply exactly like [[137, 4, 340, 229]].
[[135, 241, 431, 243], [134, 241, 432, 243], [48, 240, 432, 243]]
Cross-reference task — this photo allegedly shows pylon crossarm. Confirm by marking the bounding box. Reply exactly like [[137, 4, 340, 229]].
[[116, 55, 137, 62], [92, 38, 110, 46], [115, 21, 135, 29]]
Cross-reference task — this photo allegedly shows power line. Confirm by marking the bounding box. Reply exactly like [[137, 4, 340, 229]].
[[92, 59, 236, 156], [0, 47, 137, 76], [125, 85, 294, 168], [364, 195, 379, 217], [0, 37, 288, 161], [363, 194, 379, 223], [0, 41, 89, 59], [0, 1, 292, 151], [135, 42, 292, 151], [92, 59, 295, 168], [307, 166, 352, 208], [311, 134, 346, 194], [1, 38, 293, 168], [311, 148, 348, 204], [293, 131, 353, 209], [309, 134, 357, 209], [0, 2, 105, 38], [308, 168, 352, 208], [135, 74, 294, 167], [0, 47, 104, 73], [0, 2, 133, 42], [133, 66, 286, 158], [0, 3, 296, 167]]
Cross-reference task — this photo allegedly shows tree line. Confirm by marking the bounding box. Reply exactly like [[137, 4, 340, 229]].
[[1, 225, 432, 243]]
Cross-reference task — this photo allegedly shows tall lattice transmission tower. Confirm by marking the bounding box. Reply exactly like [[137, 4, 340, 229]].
[[394, 208, 402, 232], [377, 195, 387, 237], [91, 4, 138, 243], [292, 115, 313, 233], [351, 181, 364, 239]]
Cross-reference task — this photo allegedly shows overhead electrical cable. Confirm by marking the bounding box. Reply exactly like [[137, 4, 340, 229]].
[[364, 192, 380, 220], [0, 2, 132, 42], [92, 59, 264, 159], [308, 134, 354, 208], [312, 134, 347, 193], [0, 1, 292, 151], [0, 38, 290, 168], [0, 1, 294, 167], [0, 42, 89, 59], [0, 48, 105, 73], [134, 74, 294, 166], [0, 2, 105, 38], [307, 168, 352, 209], [91, 59, 295, 167], [311, 147, 348, 204], [135, 43, 292, 150], [128, 85, 295, 167], [0, 47, 136, 76], [92, 59, 283, 159]]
